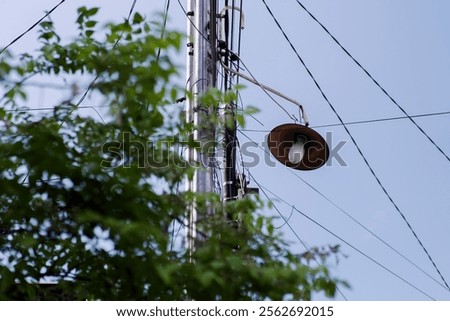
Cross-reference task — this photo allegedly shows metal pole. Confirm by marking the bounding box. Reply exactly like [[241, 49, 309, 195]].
[[185, 0, 195, 258], [221, 2, 240, 228], [222, 103, 238, 204], [185, 0, 215, 255]]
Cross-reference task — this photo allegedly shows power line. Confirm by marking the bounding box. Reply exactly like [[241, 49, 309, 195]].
[[177, 0, 208, 42], [293, 0, 450, 163], [240, 110, 450, 133], [6, 81, 71, 90], [236, 0, 244, 80], [313, 111, 450, 128], [3, 105, 111, 112], [4, 105, 108, 123], [0, 0, 66, 55], [157, 0, 171, 62], [285, 170, 450, 293], [261, 0, 450, 291], [252, 179, 436, 300], [127, 0, 138, 20], [238, 128, 450, 292]]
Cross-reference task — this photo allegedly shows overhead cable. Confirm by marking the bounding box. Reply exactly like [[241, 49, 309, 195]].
[[238, 128, 450, 292], [261, 0, 450, 291], [247, 172, 348, 300], [0, 0, 66, 55], [157, 0, 171, 62], [294, 0, 450, 163], [240, 110, 450, 132], [252, 178, 436, 300]]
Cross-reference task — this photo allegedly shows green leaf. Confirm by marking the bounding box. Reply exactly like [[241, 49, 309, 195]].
[[85, 30, 94, 38], [85, 20, 97, 28], [39, 31, 55, 41], [235, 112, 245, 128], [133, 12, 144, 24], [85, 7, 99, 17], [40, 21, 53, 30], [244, 105, 260, 115]]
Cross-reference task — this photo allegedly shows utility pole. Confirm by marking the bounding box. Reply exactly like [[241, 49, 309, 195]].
[[185, 0, 217, 255], [184, 0, 328, 260], [185, 0, 248, 254], [221, 4, 238, 206]]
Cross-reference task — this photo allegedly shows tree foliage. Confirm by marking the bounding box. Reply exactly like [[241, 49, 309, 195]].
[[0, 8, 345, 300]]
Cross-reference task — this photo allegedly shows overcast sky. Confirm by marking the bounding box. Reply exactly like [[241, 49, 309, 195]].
[[1, 0, 449, 300]]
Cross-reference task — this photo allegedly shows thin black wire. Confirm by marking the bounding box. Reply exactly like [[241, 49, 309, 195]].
[[247, 172, 348, 301], [313, 111, 450, 129], [238, 0, 244, 60], [4, 105, 111, 112], [0, 0, 66, 55], [126, 0, 138, 21], [230, 0, 236, 55], [294, 0, 450, 163], [274, 204, 294, 229], [240, 110, 450, 133], [157, 0, 171, 62], [261, 0, 450, 291], [6, 81, 69, 90], [236, 0, 244, 86], [253, 179, 436, 301], [177, 0, 209, 43], [9, 106, 449, 130], [224, 0, 231, 90], [169, 217, 185, 252], [286, 171, 449, 292], [238, 128, 449, 291]]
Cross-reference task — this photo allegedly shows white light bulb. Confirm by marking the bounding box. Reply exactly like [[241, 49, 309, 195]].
[[288, 136, 307, 164]]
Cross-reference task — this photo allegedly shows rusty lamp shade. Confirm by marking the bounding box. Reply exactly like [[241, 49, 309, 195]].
[[267, 123, 329, 170]]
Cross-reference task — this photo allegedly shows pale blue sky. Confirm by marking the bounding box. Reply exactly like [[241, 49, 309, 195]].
[[1, 0, 449, 300]]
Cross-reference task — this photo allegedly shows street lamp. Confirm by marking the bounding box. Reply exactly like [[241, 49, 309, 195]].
[[267, 123, 329, 170]]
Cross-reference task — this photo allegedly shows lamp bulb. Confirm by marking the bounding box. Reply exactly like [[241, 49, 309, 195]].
[[288, 136, 307, 164]]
